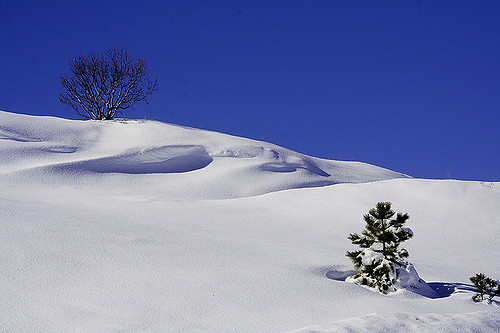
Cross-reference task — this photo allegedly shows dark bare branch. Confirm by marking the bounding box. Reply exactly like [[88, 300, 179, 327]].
[[59, 48, 158, 120]]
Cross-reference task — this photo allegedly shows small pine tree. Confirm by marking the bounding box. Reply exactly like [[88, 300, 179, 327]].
[[346, 202, 414, 293], [470, 273, 499, 302]]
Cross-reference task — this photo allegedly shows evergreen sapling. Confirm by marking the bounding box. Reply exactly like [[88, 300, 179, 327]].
[[346, 202, 418, 293], [470, 273, 499, 302]]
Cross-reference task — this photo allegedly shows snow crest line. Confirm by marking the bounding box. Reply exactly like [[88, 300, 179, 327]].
[[55, 145, 214, 174]]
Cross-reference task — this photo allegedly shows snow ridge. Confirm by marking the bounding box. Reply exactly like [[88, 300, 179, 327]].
[[0, 110, 409, 199]]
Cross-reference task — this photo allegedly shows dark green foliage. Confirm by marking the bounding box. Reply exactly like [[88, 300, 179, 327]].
[[470, 273, 499, 302], [346, 202, 413, 293], [345, 250, 363, 269], [357, 259, 393, 291], [347, 202, 413, 263]]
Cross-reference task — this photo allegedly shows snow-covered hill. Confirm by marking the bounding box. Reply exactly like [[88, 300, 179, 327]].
[[0, 111, 408, 199], [0, 110, 498, 332]]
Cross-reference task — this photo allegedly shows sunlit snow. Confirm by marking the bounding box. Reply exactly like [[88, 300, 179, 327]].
[[0, 110, 498, 332]]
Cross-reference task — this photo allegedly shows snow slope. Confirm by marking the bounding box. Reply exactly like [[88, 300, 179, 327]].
[[0, 111, 499, 332], [0, 111, 408, 199]]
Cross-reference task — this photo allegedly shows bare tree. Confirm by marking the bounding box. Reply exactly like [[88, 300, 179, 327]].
[[60, 48, 158, 120]]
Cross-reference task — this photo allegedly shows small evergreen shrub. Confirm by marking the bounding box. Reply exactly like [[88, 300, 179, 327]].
[[346, 202, 414, 293], [470, 273, 499, 302]]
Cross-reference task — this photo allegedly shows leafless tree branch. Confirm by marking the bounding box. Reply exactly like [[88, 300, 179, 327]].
[[59, 48, 158, 120]]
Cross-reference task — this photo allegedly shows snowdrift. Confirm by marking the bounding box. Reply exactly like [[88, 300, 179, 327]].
[[0, 110, 499, 332], [0, 111, 408, 199]]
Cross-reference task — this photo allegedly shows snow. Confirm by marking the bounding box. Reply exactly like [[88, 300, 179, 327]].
[[401, 227, 413, 237], [0, 110, 499, 332], [289, 311, 500, 333], [359, 249, 385, 266]]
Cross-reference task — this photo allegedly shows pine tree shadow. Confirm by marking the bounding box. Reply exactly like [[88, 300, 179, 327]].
[[426, 282, 457, 298], [398, 282, 477, 299], [325, 269, 358, 281], [313, 266, 358, 281], [322, 267, 479, 300]]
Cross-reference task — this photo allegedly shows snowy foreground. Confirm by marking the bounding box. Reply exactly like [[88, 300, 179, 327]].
[[0, 111, 499, 332]]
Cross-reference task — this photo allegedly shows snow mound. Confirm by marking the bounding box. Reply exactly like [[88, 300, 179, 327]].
[[0, 111, 409, 198], [345, 251, 437, 297], [396, 263, 438, 298], [55, 145, 213, 174]]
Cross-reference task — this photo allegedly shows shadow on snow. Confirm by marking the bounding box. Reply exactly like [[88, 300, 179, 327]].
[[322, 266, 480, 300]]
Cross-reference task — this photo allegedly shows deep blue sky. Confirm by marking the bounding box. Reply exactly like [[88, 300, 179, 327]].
[[1, 1, 498, 181]]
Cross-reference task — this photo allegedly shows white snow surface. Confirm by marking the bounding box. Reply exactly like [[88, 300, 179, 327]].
[[0, 111, 409, 199], [0, 110, 499, 332]]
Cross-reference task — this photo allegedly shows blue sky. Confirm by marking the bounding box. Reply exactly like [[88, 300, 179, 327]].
[[1, 1, 498, 181]]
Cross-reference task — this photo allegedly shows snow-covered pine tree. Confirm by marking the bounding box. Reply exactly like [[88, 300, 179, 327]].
[[470, 273, 499, 302], [346, 202, 414, 293]]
